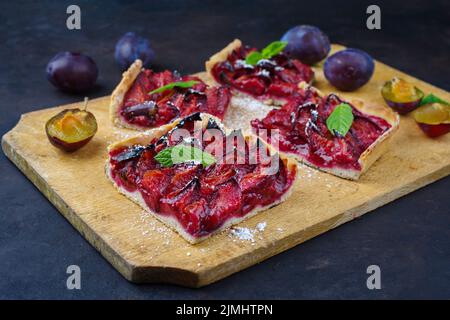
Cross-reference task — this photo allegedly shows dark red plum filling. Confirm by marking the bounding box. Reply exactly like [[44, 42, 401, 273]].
[[211, 45, 314, 101], [120, 69, 230, 128], [251, 90, 391, 171], [109, 115, 296, 238]]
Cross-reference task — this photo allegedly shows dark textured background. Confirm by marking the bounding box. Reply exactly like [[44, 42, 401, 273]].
[[1, 0, 449, 299]]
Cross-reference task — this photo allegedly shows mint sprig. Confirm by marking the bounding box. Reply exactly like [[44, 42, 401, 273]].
[[419, 93, 449, 107], [245, 41, 288, 66], [326, 103, 354, 137], [154, 145, 216, 168], [149, 80, 199, 95], [245, 52, 264, 66]]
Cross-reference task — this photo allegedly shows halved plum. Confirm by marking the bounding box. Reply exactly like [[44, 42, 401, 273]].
[[381, 78, 424, 114], [413, 102, 450, 138], [45, 99, 97, 152], [413, 102, 449, 125]]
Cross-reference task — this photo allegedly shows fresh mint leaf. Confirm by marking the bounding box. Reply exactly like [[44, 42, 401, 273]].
[[245, 51, 264, 66], [149, 80, 199, 95], [154, 145, 216, 168], [326, 103, 354, 137], [261, 41, 288, 59], [245, 41, 288, 66], [419, 93, 449, 106]]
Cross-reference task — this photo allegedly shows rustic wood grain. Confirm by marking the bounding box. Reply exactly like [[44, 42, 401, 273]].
[[2, 45, 450, 287]]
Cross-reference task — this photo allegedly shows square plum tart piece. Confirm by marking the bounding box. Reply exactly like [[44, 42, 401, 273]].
[[106, 113, 298, 243], [251, 85, 400, 180]]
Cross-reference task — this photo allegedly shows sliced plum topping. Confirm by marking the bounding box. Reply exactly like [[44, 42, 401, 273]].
[[181, 198, 208, 236], [135, 149, 159, 177], [160, 178, 198, 217], [235, 77, 266, 96], [115, 160, 139, 192], [119, 69, 230, 128], [199, 164, 236, 196], [204, 180, 242, 232], [240, 169, 271, 193], [266, 82, 297, 98], [140, 169, 172, 210], [165, 164, 200, 196], [204, 86, 231, 120], [211, 44, 313, 101], [122, 101, 158, 118]]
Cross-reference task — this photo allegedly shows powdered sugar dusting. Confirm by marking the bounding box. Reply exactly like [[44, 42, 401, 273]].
[[224, 95, 273, 132], [138, 210, 174, 246], [297, 163, 354, 196], [229, 221, 267, 243], [256, 221, 267, 232], [230, 227, 255, 242]]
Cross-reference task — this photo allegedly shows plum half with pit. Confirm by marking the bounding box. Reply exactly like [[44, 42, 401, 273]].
[[381, 78, 424, 114], [45, 98, 98, 152]]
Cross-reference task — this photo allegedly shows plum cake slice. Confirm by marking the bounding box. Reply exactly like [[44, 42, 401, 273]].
[[106, 112, 298, 243], [206, 39, 314, 107], [251, 85, 400, 180], [110, 59, 231, 130]]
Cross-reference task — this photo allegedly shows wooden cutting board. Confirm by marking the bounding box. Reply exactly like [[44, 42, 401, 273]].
[[2, 45, 450, 287]]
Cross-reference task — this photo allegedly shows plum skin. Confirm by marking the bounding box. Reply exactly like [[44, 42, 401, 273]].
[[417, 123, 450, 138], [383, 97, 422, 115], [324, 48, 375, 91], [46, 52, 98, 93], [281, 25, 330, 65], [115, 32, 155, 70], [46, 132, 94, 152]]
